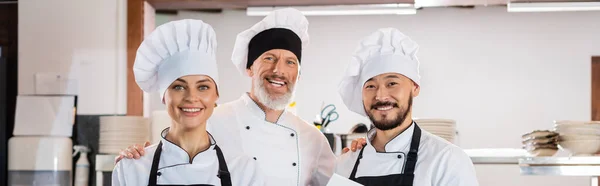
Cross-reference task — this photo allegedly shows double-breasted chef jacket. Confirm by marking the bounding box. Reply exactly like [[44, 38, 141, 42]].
[[335, 122, 480, 186], [207, 93, 337, 186], [112, 128, 264, 186]]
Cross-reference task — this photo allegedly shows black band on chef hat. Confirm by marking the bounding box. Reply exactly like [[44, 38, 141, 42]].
[[247, 28, 302, 69]]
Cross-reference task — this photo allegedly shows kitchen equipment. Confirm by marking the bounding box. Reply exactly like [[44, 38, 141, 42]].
[[99, 116, 150, 154], [8, 136, 73, 185], [320, 104, 339, 129], [521, 130, 559, 157], [73, 145, 91, 186], [554, 120, 600, 155], [558, 140, 600, 156], [13, 95, 76, 137], [414, 118, 456, 143], [95, 154, 117, 186]]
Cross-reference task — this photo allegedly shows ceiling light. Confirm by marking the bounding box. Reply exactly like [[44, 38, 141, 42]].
[[247, 4, 417, 16], [508, 1, 600, 12]]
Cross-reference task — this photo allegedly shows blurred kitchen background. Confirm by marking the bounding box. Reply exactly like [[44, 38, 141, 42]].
[[1, 0, 600, 185]]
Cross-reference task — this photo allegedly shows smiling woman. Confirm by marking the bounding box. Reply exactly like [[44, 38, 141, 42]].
[[165, 76, 218, 131], [111, 19, 264, 186]]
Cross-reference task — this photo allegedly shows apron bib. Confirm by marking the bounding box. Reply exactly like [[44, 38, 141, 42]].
[[349, 124, 422, 186], [148, 142, 233, 186]]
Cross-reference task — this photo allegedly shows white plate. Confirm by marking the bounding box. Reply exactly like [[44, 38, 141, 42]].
[[558, 140, 600, 155], [99, 138, 148, 143], [560, 135, 600, 141], [554, 120, 600, 125], [414, 118, 456, 123], [423, 129, 455, 133], [427, 131, 456, 136], [555, 126, 600, 136], [421, 126, 454, 131], [433, 134, 455, 138], [100, 125, 150, 131], [418, 124, 455, 127], [99, 135, 149, 140]]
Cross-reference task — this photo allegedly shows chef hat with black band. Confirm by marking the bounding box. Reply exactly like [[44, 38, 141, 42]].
[[133, 19, 219, 102], [339, 28, 421, 117], [231, 8, 309, 76]]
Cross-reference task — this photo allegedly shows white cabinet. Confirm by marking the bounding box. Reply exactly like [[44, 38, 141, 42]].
[[19, 0, 127, 115]]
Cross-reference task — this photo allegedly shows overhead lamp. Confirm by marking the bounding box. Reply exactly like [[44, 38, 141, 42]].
[[507, 1, 600, 12], [246, 3, 417, 16]]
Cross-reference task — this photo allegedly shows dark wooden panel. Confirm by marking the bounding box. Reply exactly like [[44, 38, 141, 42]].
[[148, 0, 414, 10], [127, 0, 145, 116], [593, 56, 600, 186], [510, 0, 599, 2], [593, 56, 600, 121], [0, 3, 17, 186], [248, 0, 414, 6]]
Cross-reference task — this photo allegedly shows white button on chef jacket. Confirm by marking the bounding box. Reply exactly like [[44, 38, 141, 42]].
[[112, 129, 264, 186], [335, 123, 480, 186], [207, 93, 336, 186]]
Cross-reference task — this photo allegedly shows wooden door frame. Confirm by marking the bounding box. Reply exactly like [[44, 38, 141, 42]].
[[593, 56, 600, 185], [593, 56, 600, 121], [127, 0, 154, 116]]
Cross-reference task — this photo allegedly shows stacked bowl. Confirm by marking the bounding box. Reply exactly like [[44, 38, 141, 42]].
[[414, 118, 456, 143], [99, 116, 150, 154], [554, 120, 600, 156], [521, 130, 559, 156]]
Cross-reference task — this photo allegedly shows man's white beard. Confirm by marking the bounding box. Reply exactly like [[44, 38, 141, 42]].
[[253, 75, 296, 110]]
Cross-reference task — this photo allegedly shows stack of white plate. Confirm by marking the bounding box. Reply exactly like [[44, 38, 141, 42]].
[[414, 118, 456, 143], [521, 130, 558, 157], [554, 120, 600, 156], [99, 116, 150, 154]]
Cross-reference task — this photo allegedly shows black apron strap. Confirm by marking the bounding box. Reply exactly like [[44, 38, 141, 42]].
[[399, 123, 421, 186], [348, 147, 366, 181], [214, 145, 232, 186], [148, 142, 229, 186], [348, 123, 422, 186], [148, 141, 163, 186], [403, 124, 421, 175]]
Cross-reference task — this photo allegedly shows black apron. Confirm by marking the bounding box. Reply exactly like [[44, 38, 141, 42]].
[[148, 142, 233, 186], [349, 123, 422, 186]]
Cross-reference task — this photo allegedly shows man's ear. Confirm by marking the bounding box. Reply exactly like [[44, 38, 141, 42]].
[[412, 83, 420, 97], [246, 68, 253, 77]]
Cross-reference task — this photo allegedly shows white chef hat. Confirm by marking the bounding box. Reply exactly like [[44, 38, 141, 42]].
[[133, 19, 219, 102], [231, 8, 309, 76], [338, 28, 421, 117]]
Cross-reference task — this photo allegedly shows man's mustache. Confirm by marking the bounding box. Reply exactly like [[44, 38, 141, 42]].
[[265, 74, 288, 83], [371, 101, 398, 109]]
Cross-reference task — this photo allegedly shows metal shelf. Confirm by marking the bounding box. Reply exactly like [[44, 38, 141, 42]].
[[519, 156, 600, 177], [465, 148, 527, 165]]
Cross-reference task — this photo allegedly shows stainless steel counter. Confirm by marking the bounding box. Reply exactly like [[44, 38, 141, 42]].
[[519, 156, 600, 186], [519, 156, 600, 176], [465, 149, 600, 186]]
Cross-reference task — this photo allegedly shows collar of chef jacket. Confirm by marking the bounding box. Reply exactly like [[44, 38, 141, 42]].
[[365, 121, 416, 153], [159, 127, 218, 168], [239, 92, 292, 127], [349, 122, 416, 177]]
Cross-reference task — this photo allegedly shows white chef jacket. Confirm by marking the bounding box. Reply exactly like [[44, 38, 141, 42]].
[[207, 93, 336, 186], [335, 122, 479, 186], [112, 128, 264, 186]]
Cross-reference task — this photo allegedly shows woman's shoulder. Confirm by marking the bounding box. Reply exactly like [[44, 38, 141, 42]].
[[117, 143, 160, 169]]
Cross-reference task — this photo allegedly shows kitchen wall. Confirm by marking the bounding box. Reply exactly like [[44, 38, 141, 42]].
[[152, 6, 600, 186], [18, 1, 127, 185], [18, 0, 127, 115]]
